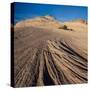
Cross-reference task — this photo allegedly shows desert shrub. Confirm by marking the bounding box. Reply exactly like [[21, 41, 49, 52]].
[[63, 25, 68, 30], [58, 25, 68, 30]]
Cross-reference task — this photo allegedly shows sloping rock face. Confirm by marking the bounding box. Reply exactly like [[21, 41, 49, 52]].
[[71, 19, 87, 24], [13, 15, 88, 87], [14, 24, 88, 87], [64, 19, 87, 31], [15, 15, 64, 29]]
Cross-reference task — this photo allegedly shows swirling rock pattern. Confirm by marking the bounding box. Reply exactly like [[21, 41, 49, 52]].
[[13, 19, 88, 87]]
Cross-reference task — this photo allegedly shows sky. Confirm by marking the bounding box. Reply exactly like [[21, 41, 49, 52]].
[[12, 2, 88, 24]]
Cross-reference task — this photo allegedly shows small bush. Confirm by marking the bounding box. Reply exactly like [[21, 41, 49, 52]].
[[58, 25, 68, 30], [63, 25, 68, 30]]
